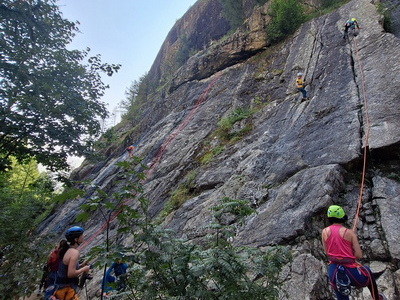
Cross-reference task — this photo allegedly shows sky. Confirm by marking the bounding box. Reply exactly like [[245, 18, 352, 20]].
[[57, 0, 198, 126]]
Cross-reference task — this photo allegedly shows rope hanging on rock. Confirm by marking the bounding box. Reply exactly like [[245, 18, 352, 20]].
[[78, 71, 222, 250], [351, 36, 371, 232]]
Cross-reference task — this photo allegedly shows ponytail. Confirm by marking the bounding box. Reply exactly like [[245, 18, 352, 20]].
[[58, 241, 70, 260]]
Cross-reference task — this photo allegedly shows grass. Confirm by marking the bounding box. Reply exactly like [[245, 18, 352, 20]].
[[199, 146, 225, 164], [307, 0, 350, 20], [214, 107, 255, 142], [156, 171, 198, 223]]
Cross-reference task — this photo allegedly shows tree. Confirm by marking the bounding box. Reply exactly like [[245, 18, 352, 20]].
[[219, 0, 244, 30], [0, 0, 120, 171], [266, 0, 305, 44], [121, 73, 149, 121], [82, 159, 291, 299], [0, 158, 55, 298]]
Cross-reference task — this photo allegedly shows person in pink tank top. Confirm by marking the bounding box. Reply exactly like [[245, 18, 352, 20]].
[[321, 205, 387, 300]]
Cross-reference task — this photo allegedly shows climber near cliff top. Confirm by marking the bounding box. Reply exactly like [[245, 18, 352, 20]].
[[343, 18, 360, 39], [295, 72, 309, 101], [321, 205, 387, 300]]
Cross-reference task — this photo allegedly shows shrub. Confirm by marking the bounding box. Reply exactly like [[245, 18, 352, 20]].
[[320, 0, 337, 8], [377, 3, 393, 33], [219, 0, 244, 30], [80, 159, 292, 300], [199, 146, 225, 165], [176, 35, 191, 67], [266, 0, 305, 44], [215, 107, 254, 142]]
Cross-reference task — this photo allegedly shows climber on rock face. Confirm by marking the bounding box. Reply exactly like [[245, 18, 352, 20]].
[[295, 72, 309, 101], [321, 205, 387, 300], [343, 18, 360, 39], [126, 145, 135, 158]]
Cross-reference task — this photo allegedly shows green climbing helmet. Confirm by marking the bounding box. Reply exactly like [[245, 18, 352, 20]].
[[327, 205, 345, 219]]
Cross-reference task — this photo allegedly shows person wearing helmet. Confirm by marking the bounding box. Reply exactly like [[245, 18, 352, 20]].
[[53, 226, 91, 300], [343, 18, 360, 39], [295, 72, 309, 101], [321, 205, 387, 300]]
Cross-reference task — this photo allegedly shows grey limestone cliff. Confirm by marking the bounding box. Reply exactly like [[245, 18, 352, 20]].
[[43, 0, 400, 299]]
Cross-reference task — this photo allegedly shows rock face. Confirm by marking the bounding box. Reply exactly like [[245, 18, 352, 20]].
[[45, 0, 400, 299]]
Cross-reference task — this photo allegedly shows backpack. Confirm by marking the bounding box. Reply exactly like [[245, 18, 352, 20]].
[[47, 248, 60, 272], [346, 20, 355, 28]]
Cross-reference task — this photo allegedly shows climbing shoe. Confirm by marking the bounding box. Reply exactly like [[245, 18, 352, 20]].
[[335, 265, 351, 296]]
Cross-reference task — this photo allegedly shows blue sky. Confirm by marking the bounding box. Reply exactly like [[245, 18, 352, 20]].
[[58, 0, 197, 124]]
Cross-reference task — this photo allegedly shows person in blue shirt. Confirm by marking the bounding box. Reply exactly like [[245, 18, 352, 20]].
[[102, 259, 128, 297]]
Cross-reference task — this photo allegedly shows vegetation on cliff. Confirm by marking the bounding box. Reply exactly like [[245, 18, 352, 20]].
[[2, 0, 398, 298], [80, 159, 292, 299]]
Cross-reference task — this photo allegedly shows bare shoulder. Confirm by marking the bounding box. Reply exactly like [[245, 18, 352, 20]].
[[343, 227, 357, 241], [321, 227, 330, 239], [64, 247, 79, 262], [66, 247, 79, 255]]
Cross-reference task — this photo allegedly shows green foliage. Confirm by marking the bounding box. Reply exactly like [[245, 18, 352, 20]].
[[319, 0, 349, 10], [170, 187, 190, 209], [197, 108, 254, 166], [102, 127, 118, 144], [176, 35, 191, 67], [199, 145, 224, 165], [0, 159, 56, 297], [310, 0, 349, 18], [88, 127, 119, 161], [157, 171, 198, 222], [266, 0, 305, 44], [219, 0, 244, 30], [215, 107, 254, 142], [387, 172, 400, 182], [84, 160, 291, 299], [121, 73, 150, 122], [53, 187, 84, 204], [218, 107, 253, 131], [377, 3, 393, 33], [0, 0, 120, 171]]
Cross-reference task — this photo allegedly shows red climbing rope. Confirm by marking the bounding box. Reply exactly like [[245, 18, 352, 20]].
[[78, 71, 222, 250], [351, 37, 371, 232], [145, 71, 222, 180]]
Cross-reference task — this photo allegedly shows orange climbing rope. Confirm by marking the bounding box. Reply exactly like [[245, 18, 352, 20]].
[[351, 36, 371, 232], [78, 71, 222, 250]]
